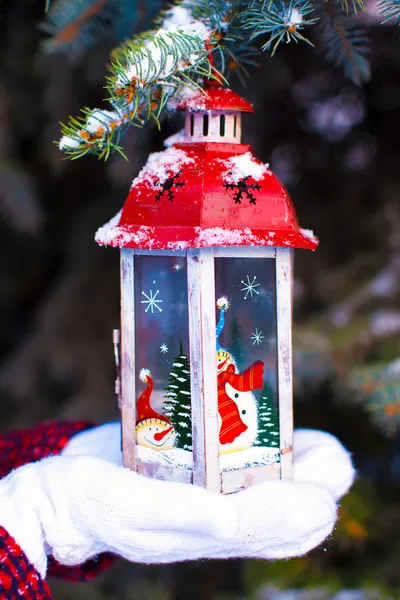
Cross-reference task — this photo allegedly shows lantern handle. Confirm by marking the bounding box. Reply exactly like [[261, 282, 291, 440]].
[[204, 39, 224, 89]]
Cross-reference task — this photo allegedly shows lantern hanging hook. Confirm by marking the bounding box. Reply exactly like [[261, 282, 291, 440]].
[[204, 39, 224, 89]]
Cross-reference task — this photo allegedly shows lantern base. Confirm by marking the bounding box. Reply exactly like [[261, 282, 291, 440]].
[[126, 443, 287, 494]]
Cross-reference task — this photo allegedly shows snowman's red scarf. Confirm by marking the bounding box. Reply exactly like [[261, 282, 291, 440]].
[[217, 361, 264, 444]]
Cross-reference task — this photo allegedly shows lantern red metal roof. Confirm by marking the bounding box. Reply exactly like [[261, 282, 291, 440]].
[[177, 87, 254, 113], [96, 141, 318, 251]]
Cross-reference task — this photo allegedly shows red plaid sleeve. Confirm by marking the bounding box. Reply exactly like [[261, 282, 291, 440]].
[[0, 421, 95, 479], [0, 526, 52, 599], [0, 421, 115, 594]]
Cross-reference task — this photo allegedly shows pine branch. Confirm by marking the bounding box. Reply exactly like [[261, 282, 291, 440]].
[[377, 0, 400, 24], [59, 108, 130, 160], [214, 34, 259, 86], [239, 0, 318, 55], [318, 1, 370, 85], [338, 0, 365, 13], [40, 0, 162, 57], [56, 0, 400, 160], [163, 0, 241, 32], [41, 0, 113, 55], [59, 3, 224, 159], [350, 363, 400, 437]]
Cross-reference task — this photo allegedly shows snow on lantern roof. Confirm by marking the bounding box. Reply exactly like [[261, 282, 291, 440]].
[[95, 141, 318, 251], [176, 86, 254, 113]]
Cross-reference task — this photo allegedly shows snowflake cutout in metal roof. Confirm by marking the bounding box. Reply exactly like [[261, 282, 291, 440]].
[[154, 171, 185, 203], [223, 175, 262, 205]]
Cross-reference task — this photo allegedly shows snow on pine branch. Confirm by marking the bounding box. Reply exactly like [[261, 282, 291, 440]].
[[59, 3, 215, 159], [57, 0, 377, 161], [241, 0, 318, 54], [59, 109, 121, 151], [113, 6, 210, 89]]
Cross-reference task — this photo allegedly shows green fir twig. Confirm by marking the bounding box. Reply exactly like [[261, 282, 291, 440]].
[[56, 0, 400, 160], [378, 0, 400, 24], [240, 0, 318, 54]]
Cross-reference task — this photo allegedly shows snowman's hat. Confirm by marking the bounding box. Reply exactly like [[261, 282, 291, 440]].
[[136, 369, 170, 425]]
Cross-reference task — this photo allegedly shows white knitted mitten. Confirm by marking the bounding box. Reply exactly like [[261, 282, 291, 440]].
[[0, 425, 355, 577]]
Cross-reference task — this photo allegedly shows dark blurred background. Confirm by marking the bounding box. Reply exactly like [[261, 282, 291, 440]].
[[1, 1, 400, 599]]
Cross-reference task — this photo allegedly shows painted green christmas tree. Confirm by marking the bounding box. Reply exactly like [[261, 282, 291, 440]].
[[255, 382, 280, 448], [163, 342, 192, 451]]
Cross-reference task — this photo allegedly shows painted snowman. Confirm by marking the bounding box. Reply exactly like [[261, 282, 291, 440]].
[[136, 369, 176, 451], [216, 297, 264, 454]]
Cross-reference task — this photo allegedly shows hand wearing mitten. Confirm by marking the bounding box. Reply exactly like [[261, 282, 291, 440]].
[[0, 423, 355, 582], [0, 451, 236, 580], [63, 424, 355, 562]]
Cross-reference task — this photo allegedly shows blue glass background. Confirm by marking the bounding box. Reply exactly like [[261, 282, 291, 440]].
[[215, 257, 278, 407], [134, 255, 189, 408]]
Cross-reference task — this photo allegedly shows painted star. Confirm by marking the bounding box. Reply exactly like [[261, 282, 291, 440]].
[[160, 343, 169, 353], [141, 289, 163, 313], [241, 275, 260, 299], [251, 329, 264, 345], [173, 263, 183, 272]]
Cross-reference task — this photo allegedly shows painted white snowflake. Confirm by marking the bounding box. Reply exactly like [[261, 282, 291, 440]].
[[251, 329, 264, 345], [141, 289, 163, 313], [160, 343, 169, 353], [241, 275, 260, 299], [173, 263, 183, 272]]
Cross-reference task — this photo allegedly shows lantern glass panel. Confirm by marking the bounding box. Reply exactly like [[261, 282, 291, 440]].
[[134, 255, 191, 455], [214, 257, 280, 465]]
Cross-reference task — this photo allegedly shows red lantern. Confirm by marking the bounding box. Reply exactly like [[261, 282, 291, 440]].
[[96, 86, 318, 493]]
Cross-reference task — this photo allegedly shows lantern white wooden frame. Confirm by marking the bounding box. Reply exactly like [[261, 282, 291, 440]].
[[120, 246, 293, 493]]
